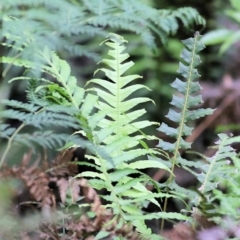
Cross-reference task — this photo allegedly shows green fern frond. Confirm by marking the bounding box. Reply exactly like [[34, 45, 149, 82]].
[[157, 33, 213, 169], [3, 46, 101, 146], [29, 48, 102, 141], [155, 33, 214, 230], [87, 33, 158, 159], [13, 131, 70, 149], [0, 108, 80, 130], [38, 49, 85, 109], [81, 33, 186, 237], [172, 7, 206, 29], [2, 56, 35, 72], [195, 133, 237, 207], [11, 131, 97, 152], [1, 99, 40, 113], [3, 0, 70, 8]]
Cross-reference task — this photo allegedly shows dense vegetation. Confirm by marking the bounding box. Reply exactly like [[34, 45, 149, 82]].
[[1, 0, 240, 239]]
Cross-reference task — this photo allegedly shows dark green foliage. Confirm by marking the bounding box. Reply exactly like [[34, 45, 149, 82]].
[[1, 107, 80, 130], [192, 134, 238, 221], [2, 0, 205, 63], [1, 2, 240, 236]]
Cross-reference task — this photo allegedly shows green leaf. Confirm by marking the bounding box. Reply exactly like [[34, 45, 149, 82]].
[[114, 178, 145, 194], [122, 205, 141, 215], [80, 93, 98, 118], [109, 169, 138, 182], [95, 231, 110, 239], [88, 179, 108, 190], [132, 219, 152, 235], [202, 29, 233, 45], [76, 171, 105, 180], [125, 212, 189, 221], [230, 0, 240, 11], [220, 30, 240, 54], [127, 160, 170, 172]]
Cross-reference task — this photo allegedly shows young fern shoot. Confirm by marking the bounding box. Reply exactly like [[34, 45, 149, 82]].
[[156, 33, 214, 230]]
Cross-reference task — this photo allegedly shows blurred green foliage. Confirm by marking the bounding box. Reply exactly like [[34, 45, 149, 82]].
[[2, 0, 236, 138], [202, 0, 240, 53], [1, 0, 208, 142]]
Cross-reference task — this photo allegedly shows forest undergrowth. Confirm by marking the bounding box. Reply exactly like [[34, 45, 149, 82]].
[[1, 1, 240, 240], [1, 32, 240, 240]]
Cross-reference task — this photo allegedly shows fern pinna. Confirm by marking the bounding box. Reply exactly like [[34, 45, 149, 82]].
[[156, 32, 214, 229]]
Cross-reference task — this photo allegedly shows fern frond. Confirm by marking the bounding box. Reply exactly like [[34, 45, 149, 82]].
[[1, 99, 40, 112], [82, 33, 186, 237], [172, 7, 205, 30], [0, 108, 80, 130], [194, 133, 237, 207], [2, 56, 36, 70], [157, 33, 213, 170], [3, 0, 71, 9], [37, 49, 84, 109], [2, 46, 104, 153], [13, 131, 71, 149], [155, 33, 214, 230], [87, 33, 158, 160]]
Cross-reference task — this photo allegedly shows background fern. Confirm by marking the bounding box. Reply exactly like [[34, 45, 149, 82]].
[[2, 0, 205, 58], [192, 134, 239, 224], [1, 0, 206, 111], [0, 48, 103, 166]]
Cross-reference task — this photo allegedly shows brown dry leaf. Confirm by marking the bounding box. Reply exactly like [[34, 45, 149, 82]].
[[0, 149, 142, 239]]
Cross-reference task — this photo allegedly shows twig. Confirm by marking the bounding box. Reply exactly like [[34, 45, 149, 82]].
[[0, 122, 25, 167], [186, 93, 239, 143]]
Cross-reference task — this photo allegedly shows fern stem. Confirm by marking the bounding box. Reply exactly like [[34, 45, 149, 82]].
[[0, 122, 25, 167], [160, 196, 168, 233], [98, 155, 125, 220], [116, 41, 121, 157], [171, 36, 197, 182], [0, 106, 45, 167], [2, 53, 22, 78]]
